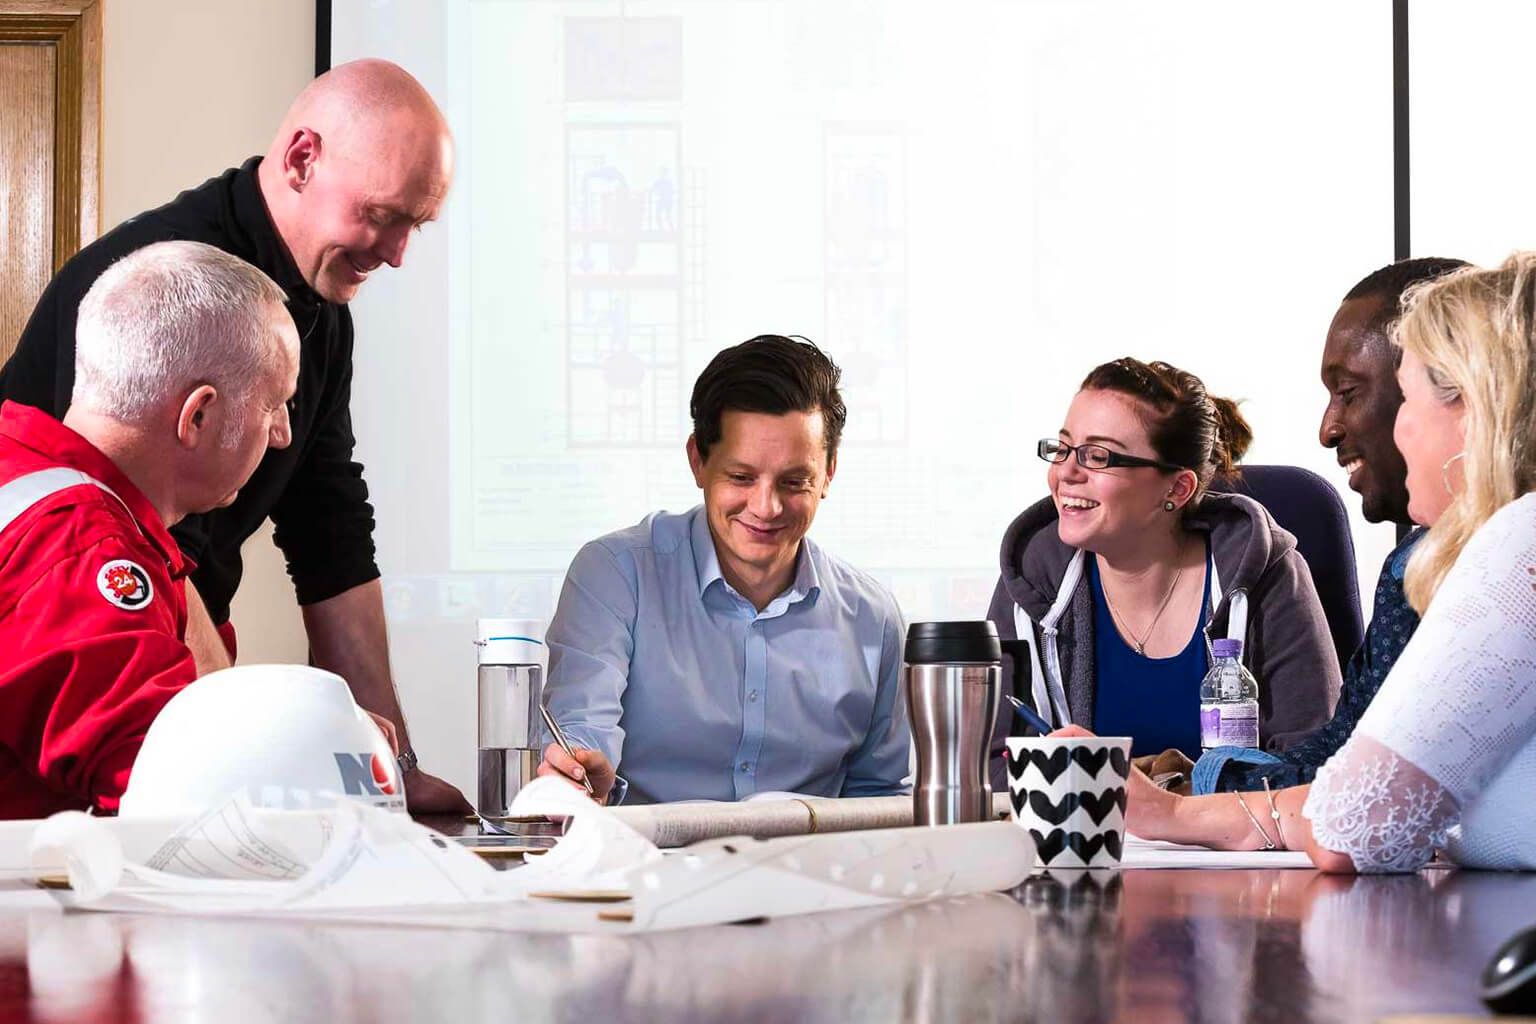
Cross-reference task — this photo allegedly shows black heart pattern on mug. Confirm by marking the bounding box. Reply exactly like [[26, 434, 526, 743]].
[[1078, 788, 1128, 826], [1024, 789, 1128, 827], [1069, 745, 1110, 778], [1027, 790, 1078, 826], [1009, 746, 1073, 785], [1029, 827, 1124, 867], [1109, 747, 1130, 779], [1030, 828, 1070, 863]]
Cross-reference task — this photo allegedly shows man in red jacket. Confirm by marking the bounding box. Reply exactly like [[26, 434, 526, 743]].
[[0, 239, 299, 818]]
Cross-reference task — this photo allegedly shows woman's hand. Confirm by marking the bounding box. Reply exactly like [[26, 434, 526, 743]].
[[1124, 764, 1181, 841]]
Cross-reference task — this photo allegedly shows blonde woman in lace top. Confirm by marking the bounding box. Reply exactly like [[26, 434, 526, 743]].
[[1099, 252, 1536, 872]]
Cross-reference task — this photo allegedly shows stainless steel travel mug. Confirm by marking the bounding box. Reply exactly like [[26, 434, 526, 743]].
[[904, 621, 1002, 826]]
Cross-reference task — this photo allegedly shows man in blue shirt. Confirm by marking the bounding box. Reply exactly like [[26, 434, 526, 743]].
[[537, 335, 909, 804], [1193, 257, 1468, 793]]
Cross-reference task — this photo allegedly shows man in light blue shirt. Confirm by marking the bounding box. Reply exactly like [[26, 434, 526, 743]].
[[538, 335, 909, 804]]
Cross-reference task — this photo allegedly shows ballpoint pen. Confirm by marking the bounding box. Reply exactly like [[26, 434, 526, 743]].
[[539, 702, 597, 798], [1003, 693, 1052, 736]]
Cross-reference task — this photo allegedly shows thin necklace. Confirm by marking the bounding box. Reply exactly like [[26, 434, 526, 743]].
[[1101, 548, 1186, 657]]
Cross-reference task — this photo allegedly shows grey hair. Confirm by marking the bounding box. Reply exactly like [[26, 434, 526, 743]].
[[72, 240, 290, 426]]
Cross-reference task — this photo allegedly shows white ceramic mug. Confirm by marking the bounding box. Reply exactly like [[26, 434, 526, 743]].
[[1004, 736, 1132, 869]]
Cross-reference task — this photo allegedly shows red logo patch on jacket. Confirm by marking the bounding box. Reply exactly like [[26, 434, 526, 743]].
[[96, 560, 154, 611]]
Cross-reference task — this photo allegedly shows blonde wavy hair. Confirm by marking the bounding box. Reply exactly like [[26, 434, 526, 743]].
[[1393, 252, 1536, 612]]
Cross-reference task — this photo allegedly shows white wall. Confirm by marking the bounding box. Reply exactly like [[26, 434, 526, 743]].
[[103, 0, 313, 665], [1410, 0, 1536, 263]]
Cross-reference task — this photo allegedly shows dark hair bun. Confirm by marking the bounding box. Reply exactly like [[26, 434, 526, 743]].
[[1209, 395, 1253, 474]]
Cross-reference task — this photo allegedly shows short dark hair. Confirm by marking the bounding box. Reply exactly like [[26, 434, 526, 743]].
[[689, 335, 847, 460], [1080, 357, 1253, 498], [1343, 257, 1471, 335]]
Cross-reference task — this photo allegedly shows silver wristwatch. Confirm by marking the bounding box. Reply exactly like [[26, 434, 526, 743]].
[[397, 747, 419, 776]]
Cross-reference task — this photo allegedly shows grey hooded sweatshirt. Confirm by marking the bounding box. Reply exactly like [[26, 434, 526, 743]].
[[986, 492, 1341, 783]]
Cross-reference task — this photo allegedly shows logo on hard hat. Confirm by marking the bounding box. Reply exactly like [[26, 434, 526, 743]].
[[96, 559, 153, 610], [333, 752, 398, 798], [370, 753, 397, 795]]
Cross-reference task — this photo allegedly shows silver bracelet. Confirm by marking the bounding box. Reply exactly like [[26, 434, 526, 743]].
[[1235, 792, 1277, 851], [1261, 777, 1288, 850]]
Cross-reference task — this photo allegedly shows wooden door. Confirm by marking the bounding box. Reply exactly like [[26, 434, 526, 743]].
[[0, 1, 100, 363]]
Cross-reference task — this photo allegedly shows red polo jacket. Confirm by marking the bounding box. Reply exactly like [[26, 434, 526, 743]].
[[0, 402, 196, 818]]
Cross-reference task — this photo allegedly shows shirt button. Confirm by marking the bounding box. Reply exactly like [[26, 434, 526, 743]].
[[748, 691, 759, 702], [740, 761, 753, 773]]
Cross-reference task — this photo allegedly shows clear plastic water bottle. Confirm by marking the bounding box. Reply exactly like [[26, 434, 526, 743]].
[[1199, 638, 1260, 751]]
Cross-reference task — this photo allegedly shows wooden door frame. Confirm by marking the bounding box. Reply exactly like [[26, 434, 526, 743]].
[[0, 0, 102, 268]]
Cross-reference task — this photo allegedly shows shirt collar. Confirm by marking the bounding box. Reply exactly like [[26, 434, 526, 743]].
[[690, 505, 726, 597], [688, 505, 822, 612], [1389, 527, 1426, 582], [785, 533, 821, 604], [0, 403, 189, 575]]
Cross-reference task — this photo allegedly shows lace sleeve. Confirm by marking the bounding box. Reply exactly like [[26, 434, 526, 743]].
[[1348, 495, 1536, 802], [1303, 734, 1457, 872]]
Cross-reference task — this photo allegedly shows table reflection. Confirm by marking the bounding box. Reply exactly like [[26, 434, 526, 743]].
[[0, 866, 1528, 1023]]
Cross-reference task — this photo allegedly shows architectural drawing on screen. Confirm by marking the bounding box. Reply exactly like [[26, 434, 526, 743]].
[[563, 16, 694, 449]]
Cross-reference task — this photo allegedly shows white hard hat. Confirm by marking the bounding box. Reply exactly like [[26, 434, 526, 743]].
[[119, 664, 405, 819]]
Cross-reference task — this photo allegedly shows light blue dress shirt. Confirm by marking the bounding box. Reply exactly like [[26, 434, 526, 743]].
[[543, 506, 910, 804]]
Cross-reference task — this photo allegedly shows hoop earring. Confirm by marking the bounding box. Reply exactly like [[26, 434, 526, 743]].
[[1441, 451, 1466, 497], [1164, 499, 1177, 512]]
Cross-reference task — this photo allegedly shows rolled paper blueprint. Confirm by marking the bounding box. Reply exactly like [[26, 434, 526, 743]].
[[607, 792, 1013, 848]]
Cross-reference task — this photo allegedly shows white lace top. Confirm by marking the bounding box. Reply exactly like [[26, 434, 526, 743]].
[[1304, 492, 1536, 872]]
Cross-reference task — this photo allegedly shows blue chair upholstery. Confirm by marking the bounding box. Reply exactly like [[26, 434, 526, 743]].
[[1210, 465, 1363, 672]]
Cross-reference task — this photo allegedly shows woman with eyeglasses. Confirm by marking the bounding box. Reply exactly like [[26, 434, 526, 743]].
[[985, 357, 1340, 778]]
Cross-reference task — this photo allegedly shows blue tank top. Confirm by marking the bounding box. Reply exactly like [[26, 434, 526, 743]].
[[1088, 542, 1212, 758]]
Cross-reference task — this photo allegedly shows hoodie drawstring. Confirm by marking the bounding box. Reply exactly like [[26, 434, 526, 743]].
[[1013, 551, 1082, 728]]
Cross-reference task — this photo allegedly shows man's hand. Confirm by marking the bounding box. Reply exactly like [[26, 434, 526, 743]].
[[537, 742, 616, 804], [403, 767, 473, 815]]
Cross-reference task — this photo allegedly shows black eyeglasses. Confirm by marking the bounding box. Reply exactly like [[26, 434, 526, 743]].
[[1037, 438, 1184, 473]]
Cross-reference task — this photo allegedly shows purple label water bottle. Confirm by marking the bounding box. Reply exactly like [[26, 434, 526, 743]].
[[1199, 638, 1260, 751]]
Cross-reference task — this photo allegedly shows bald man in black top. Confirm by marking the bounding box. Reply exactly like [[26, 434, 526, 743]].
[[2, 59, 469, 813]]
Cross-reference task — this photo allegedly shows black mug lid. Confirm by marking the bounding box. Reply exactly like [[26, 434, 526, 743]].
[[904, 621, 1002, 665]]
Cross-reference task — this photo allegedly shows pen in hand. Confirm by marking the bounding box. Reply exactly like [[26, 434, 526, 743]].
[[539, 703, 597, 798], [1004, 694, 1052, 736]]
